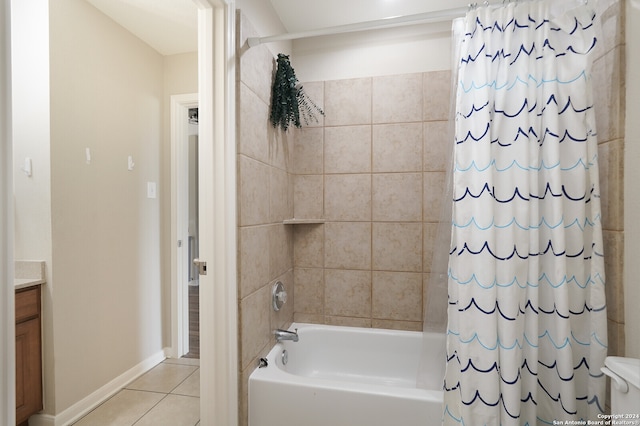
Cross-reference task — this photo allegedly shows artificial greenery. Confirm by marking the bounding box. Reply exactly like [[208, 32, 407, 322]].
[[270, 53, 324, 131]]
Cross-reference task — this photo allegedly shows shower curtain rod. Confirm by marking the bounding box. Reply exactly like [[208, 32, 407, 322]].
[[246, 5, 473, 48]]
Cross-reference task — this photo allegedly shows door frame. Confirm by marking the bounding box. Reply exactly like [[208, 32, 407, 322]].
[[170, 93, 198, 359], [193, 1, 238, 425], [1, 1, 15, 425]]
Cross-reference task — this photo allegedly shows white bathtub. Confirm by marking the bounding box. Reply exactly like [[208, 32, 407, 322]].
[[248, 323, 445, 426]]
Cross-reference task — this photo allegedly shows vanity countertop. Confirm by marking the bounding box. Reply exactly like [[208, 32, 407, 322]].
[[14, 260, 46, 290], [15, 278, 46, 290]]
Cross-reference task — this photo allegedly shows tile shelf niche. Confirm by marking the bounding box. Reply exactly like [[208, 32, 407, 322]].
[[282, 218, 325, 225]]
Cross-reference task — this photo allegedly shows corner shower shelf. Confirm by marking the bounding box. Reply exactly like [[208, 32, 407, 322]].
[[282, 218, 325, 225]]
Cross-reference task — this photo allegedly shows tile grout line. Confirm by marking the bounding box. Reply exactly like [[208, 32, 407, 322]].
[[128, 365, 200, 426], [168, 367, 200, 397], [71, 359, 200, 425], [130, 393, 170, 426]]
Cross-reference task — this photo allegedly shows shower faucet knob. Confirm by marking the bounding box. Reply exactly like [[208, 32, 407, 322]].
[[272, 281, 287, 311]]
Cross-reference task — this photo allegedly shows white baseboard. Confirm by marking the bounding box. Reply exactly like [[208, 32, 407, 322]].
[[29, 348, 169, 426]]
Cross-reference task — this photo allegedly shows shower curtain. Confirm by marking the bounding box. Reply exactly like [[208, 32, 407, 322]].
[[443, 1, 607, 425]]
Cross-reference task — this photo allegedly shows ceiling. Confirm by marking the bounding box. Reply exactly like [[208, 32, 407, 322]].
[[87, 0, 471, 56], [86, 0, 199, 56], [269, 0, 470, 33]]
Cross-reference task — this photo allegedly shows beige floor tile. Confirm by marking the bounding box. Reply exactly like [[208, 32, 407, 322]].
[[126, 363, 198, 393], [163, 357, 200, 367], [133, 394, 199, 426], [171, 369, 200, 397], [73, 390, 164, 426]]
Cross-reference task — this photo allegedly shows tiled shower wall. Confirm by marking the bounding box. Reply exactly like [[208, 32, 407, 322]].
[[236, 12, 295, 426], [593, 0, 626, 358], [290, 0, 628, 356], [291, 71, 452, 331]]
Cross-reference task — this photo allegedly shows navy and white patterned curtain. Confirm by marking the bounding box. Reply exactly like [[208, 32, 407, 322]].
[[444, 1, 607, 425]]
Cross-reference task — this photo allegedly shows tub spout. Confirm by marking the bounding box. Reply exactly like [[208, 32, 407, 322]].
[[274, 328, 299, 342]]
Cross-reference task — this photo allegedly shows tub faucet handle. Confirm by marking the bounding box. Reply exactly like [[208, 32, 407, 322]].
[[272, 281, 287, 311], [276, 289, 287, 303]]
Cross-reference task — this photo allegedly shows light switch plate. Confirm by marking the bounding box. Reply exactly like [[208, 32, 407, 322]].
[[147, 182, 157, 199]]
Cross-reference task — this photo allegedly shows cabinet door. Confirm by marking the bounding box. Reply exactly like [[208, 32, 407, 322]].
[[15, 317, 42, 424]]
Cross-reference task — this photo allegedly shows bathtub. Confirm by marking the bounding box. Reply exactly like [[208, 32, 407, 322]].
[[248, 323, 445, 426]]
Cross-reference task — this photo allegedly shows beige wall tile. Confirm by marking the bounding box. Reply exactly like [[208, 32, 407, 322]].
[[424, 172, 446, 222], [270, 167, 292, 222], [325, 316, 372, 328], [423, 273, 449, 331], [592, 47, 625, 143], [325, 269, 371, 318], [293, 175, 323, 219], [598, 139, 624, 231], [238, 225, 270, 299], [294, 313, 325, 324], [268, 128, 293, 171], [372, 223, 422, 272], [286, 72, 456, 332], [324, 125, 371, 174], [293, 224, 324, 268], [299, 81, 325, 128], [236, 15, 282, 426], [294, 268, 324, 315], [238, 155, 270, 226], [372, 173, 422, 221], [269, 224, 293, 279], [607, 319, 626, 357], [424, 71, 452, 121], [324, 174, 372, 221], [372, 271, 422, 321], [238, 362, 253, 426], [604, 230, 624, 323], [238, 16, 274, 105], [372, 73, 423, 123], [238, 83, 270, 164], [372, 123, 423, 173], [423, 223, 439, 273], [593, 0, 624, 61], [293, 127, 323, 174], [424, 121, 451, 172], [284, 71, 456, 332], [372, 319, 422, 331], [239, 285, 271, 370], [324, 78, 372, 126], [324, 222, 372, 270]]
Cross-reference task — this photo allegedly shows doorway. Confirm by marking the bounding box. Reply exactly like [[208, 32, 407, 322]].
[[171, 94, 200, 359], [186, 106, 200, 358]]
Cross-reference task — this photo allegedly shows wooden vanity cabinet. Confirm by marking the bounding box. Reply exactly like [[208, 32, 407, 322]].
[[15, 285, 43, 426]]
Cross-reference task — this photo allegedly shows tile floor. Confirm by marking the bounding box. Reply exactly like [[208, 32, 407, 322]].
[[72, 357, 200, 426]]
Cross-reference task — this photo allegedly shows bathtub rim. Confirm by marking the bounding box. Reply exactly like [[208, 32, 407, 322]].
[[249, 322, 445, 401]]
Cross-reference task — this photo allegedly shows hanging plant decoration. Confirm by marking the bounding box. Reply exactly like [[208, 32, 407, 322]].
[[270, 53, 324, 131]]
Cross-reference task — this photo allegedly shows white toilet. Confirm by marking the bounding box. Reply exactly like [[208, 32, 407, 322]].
[[602, 356, 640, 415]]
